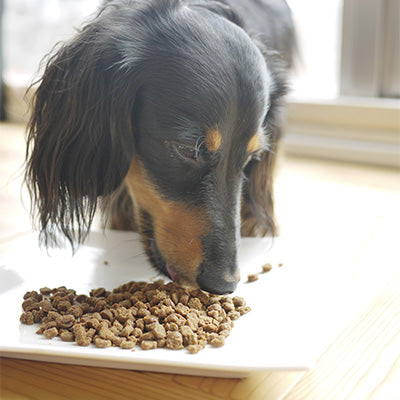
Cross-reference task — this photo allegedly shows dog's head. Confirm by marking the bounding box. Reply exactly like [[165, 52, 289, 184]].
[[26, 0, 288, 294]]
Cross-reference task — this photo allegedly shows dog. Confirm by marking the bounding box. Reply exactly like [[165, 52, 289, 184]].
[[25, 0, 296, 294]]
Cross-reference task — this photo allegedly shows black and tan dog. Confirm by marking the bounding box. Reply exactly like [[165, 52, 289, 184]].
[[25, 0, 296, 294]]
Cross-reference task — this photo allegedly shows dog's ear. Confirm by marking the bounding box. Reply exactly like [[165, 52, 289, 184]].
[[240, 54, 289, 238], [25, 6, 140, 248], [241, 129, 277, 236], [241, 133, 278, 237]]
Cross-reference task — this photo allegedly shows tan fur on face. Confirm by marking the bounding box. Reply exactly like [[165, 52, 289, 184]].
[[205, 129, 222, 152], [125, 159, 208, 285], [247, 133, 261, 153]]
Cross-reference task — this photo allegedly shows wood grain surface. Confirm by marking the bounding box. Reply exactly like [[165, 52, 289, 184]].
[[1, 122, 400, 399]]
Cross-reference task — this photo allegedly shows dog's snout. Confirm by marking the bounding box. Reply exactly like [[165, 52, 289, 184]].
[[196, 263, 239, 295]]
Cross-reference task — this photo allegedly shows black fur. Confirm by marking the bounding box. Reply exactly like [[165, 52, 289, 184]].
[[26, 0, 295, 293]]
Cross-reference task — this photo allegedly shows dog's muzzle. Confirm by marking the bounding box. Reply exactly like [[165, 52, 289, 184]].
[[195, 231, 240, 294], [196, 262, 239, 294]]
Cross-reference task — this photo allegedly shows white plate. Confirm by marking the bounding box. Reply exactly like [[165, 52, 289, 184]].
[[0, 230, 317, 378]]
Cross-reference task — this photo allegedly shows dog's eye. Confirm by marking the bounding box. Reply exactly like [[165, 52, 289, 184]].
[[170, 142, 200, 163], [175, 144, 197, 159], [243, 151, 261, 168]]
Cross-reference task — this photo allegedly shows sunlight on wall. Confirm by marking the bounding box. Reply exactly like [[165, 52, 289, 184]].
[[3, 0, 101, 87], [287, 0, 343, 100], [4, 0, 343, 101]]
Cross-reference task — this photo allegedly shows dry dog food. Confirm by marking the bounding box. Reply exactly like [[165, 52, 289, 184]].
[[245, 261, 285, 283], [20, 280, 251, 353], [261, 263, 272, 273], [247, 274, 259, 282]]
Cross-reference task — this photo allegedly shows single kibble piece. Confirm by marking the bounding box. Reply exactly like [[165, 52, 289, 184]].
[[247, 274, 259, 282], [94, 337, 112, 348], [261, 263, 272, 273], [44, 327, 58, 339], [210, 335, 225, 347], [60, 331, 74, 342], [120, 340, 136, 350], [166, 331, 184, 350], [20, 312, 34, 325], [141, 340, 158, 350], [39, 287, 52, 295]]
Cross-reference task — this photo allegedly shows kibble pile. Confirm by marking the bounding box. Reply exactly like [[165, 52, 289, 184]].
[[20, 280, 251, 353]]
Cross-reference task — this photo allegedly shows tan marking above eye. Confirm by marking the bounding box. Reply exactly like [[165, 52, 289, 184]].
[[205, 129, 222, 153], [247, 133, 261, 154]]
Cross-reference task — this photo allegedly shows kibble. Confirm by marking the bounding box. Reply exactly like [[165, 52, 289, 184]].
[[20, 279, 251, 353], [141, 340, 158, 350], [247, 274, 259, 282], [261, 263, 272, 273], [59, 331, 74, 342], [166, 331, 184, 350], [44, 327, 58, 339], [120, 340, 136, 349]]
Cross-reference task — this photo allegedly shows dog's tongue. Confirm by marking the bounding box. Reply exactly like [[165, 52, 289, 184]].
[[166, 263, 177, 281]]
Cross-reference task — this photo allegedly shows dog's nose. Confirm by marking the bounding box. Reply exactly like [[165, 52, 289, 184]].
[[196, 264, 238, 295]]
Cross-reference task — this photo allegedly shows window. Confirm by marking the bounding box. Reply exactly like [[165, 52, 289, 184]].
[[1, 0, 399, 167], [1, 0, 101, 121], [285, 0, 400, 167]]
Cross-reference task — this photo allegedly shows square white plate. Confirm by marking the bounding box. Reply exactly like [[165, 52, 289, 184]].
[[0, 230, 317, 378]]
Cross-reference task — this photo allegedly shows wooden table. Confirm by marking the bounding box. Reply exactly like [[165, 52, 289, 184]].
[[1, 122, 399, 399]]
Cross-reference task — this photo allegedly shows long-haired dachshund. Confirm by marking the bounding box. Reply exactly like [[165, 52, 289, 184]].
[[25, 0, 295, 294]]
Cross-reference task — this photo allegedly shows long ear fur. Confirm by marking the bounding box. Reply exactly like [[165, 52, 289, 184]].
[[240, 130, 279, 237], [241, 49, 289, 238], [105, 183, 137, 232], [25, 4, 140, 248]]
